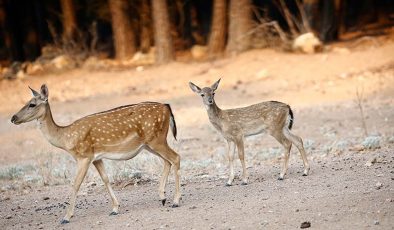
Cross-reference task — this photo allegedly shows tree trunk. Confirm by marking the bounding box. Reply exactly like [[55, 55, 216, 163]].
[[2, 0, 24, 61], [151, 0, 174, 63], [334, 0, 346, 39], [60, 0, 77, 42], [303, 0, 320, 34], [181, 0, 193, 49], [0, 1, 11, 63], [226, 0, 252, 55], [208, 0, 227, 57], [139, 0, 151, 53], [108, 0, 136, 60]]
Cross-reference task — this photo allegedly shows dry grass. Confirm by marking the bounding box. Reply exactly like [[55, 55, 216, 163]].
[[0, 133, 391, 193]]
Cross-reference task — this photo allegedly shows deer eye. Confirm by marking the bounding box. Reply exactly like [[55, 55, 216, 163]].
[[212, 93, 215, 95], [200, 94, 204, 97], [29, 103, 36, 108]]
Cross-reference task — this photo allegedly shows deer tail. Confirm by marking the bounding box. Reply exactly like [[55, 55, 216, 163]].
[[165, 104, 177, 140]]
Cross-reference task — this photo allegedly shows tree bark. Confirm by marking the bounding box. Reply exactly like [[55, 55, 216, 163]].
[[334, 0, 346, 39], [226, 0, 252, 55], [139, 0, 151, 53], [108, 0, 136, 60], [151, 0, 174, 63], [60, 0, 77, 42], [208, 0, 227, 57]]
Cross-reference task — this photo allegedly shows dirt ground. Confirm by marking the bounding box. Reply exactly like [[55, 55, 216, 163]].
[[0, 32, 393, 229]]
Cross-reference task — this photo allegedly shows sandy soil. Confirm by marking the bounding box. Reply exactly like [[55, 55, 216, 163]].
[[0, 33, 393, 229], [1, 149, 393, 229]]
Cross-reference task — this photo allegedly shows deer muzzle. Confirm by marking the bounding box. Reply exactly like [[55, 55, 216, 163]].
[[11, 115, 19, 124]]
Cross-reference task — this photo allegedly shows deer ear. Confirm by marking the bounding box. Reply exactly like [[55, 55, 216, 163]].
[[40, 84, 49, 100], [189, 82, 201, 93], [211, 78, 221, 91], [29, 86, 40, 97]]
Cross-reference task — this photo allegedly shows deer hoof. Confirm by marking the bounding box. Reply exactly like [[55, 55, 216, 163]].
[[277, 176, 284, 181], [109, 211, 118, 216], [302, 173, 308, 176], [161, 199, 166, 206], [60, 219, 70, 224], [171, 204, 179, 208], [225, 183, 232, 187]]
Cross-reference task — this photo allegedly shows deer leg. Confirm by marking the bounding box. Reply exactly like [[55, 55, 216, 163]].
[[225, 140, 235, 186], [273, 132, 292, 180], [235, 138, 248, 185], [61, 157, 91, 224], [148, 143, 181, 208], [284, 129, 310, 176], [158, 159, 171, 205], [93, 159, 120, 215]]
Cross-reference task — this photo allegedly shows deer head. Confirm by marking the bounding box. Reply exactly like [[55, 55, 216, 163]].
[[189, 78, 221, 106], [11, 84, 49, 125]]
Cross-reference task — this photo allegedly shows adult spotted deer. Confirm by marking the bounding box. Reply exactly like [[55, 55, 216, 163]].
[[11, 84, 181, 224], [189, 79, 310, 185]]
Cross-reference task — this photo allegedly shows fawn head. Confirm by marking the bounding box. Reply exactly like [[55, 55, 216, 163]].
[[11, 84, 49, 125], [189, 79, 221, 106]]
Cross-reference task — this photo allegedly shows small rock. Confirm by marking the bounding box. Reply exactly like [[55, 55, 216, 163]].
[[374, 220, 379, 225], [375, 182, 383, 190], [189, 206, 197, 210], [5, 215, 12, 219], [88, 182, 97, 187], [96, 221, 102, 225], [350, 144, 364, 152], [43, 197, 50, 201], [300, 221, 311, 228], [292, 32, 322, 54], [260, 220, 269, 226], [365, 157, 377, 167]]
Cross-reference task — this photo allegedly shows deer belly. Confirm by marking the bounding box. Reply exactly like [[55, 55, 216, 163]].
[[244, 124, 267, 137], [94, 145, 145, 161]]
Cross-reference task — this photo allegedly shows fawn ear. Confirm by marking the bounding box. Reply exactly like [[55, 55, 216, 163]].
[[29, 86, 41, 97], [211, 78, 221, 91], [40, 84, 49, 100], [189, 82, 201, 93]]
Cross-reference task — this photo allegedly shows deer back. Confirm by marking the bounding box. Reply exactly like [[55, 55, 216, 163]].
[[64, 102, 173, 156]]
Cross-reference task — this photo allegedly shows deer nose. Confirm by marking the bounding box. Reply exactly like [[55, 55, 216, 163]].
[[11, 115, 17, 123]]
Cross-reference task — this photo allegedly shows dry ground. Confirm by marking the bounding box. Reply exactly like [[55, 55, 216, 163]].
[[0, 32, 393, 229]]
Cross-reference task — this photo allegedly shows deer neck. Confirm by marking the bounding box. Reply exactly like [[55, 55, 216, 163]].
[[37, 103, 66, 149], [206, 102, 222, 126]]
